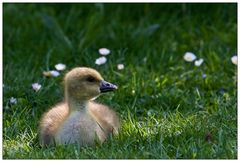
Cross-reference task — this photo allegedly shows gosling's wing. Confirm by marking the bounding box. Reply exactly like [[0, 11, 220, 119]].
[[88, 101, 120, 135], [39, 102, 69, 146]]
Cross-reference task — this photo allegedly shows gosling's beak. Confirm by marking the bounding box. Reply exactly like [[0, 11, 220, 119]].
[[100, 80, 118, 93]]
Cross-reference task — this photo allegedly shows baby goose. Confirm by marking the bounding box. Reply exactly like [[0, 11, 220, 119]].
[[39, 67, 119, 146]]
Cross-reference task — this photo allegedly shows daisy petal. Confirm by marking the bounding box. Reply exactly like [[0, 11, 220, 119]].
[[202, 74, 207, 79], [43, 70, 60, 77], [95, 56, 107, 65], [32, 83, 42, 92], [99, 48, 110, 55], [231, 55, 237, 65], [117, 64, 124, 70], [194, 58, 204, 67], [55, 63, 66, 71], [9, 97, 17, 105], [50, 70, 60, 77], [183, 52, 197, 62]]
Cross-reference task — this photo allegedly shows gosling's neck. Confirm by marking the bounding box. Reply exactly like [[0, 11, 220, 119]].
[[68, 98, 88, 112], [65, 92, 89, 112]]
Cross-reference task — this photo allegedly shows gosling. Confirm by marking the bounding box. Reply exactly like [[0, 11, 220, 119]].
[[39, 67, 119, 146]]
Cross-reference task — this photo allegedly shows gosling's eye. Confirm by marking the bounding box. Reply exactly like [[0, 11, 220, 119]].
[[86, 76, 96, 82]]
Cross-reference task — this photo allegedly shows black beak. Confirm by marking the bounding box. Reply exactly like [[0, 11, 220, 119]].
[[100, 80, 118, 93]]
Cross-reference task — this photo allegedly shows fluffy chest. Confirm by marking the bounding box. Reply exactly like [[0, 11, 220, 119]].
[[55, 111, 98, 145]]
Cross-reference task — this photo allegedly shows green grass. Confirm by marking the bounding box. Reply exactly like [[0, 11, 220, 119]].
[[3, 3, 237, 159]]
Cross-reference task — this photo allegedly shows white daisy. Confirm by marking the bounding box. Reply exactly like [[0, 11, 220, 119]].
[[43, 70, 60, 77], [202, 74, 207, 79], [50, 70, 60, 77], [99, 48, 110, 55], [183, 52, 197, 62], [9, 97, 17, 105], [55, 63, 66, 71], [194, 58, 204, 67], [32, 83, 42, 92], [231, 55, 237, 65], [117, 64, 124, 70], [95, 56, 107, 65]]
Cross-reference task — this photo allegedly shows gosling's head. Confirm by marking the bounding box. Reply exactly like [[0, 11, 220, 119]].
[[64, 67, 117, 101]]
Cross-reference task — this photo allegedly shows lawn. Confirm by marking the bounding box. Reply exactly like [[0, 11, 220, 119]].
[[3, 3, 237, 159]]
